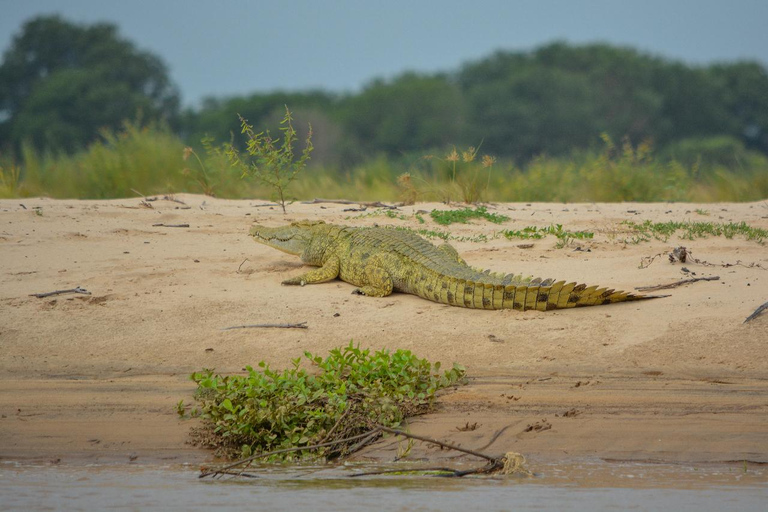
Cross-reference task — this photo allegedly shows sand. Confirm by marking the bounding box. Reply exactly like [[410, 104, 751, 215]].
[[1, 195, 766, 466]]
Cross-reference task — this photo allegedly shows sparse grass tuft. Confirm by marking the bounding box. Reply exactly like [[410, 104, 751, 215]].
[[621, 220, 767, 244], [430, 206, 509, 225], [503, 224, 594, 248]]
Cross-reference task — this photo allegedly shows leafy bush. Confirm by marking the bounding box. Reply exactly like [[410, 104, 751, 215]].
[[189, 343, 466, 460]]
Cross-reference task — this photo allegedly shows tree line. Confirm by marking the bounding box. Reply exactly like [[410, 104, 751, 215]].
[[2, 15, 767, 169]]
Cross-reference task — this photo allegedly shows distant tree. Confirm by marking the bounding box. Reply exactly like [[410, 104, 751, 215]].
[[710, 61, 768, 153], [456, 42, 768, 159], [180, 90, 337, 154], [462, 65, 602, 159], [0, 15, 179, 152], [339, 72, 465, 156]]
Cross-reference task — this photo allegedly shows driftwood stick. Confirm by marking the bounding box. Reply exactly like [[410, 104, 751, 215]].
[[376, 425, 499, 463], [350, 466, 488, 478], [30, 287, 91, 298], [152, 223, 190, 228], [220, 322, 308, 330], [162, 195, 187, 205], [301, 198, 399, 209], [251, 203, 281, 208], [636, 275, 720, 292], [744, 301, 768, 324], [199, 428, 381, 478]]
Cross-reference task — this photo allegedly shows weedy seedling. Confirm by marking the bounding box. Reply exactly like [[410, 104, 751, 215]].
[[227, 106, 313, 213]]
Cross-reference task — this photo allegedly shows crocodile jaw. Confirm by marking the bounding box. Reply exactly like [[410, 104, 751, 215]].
[[249, 224, 309, 256]]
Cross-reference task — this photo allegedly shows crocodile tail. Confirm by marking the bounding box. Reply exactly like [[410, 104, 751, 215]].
[[442, 277, 662, 311]]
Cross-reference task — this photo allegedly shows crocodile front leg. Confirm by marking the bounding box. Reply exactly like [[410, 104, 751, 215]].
[[282, 256, 340, 286]]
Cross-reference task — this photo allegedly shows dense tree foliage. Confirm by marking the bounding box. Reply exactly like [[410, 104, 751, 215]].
[[0, 15, 179, 152], [184, 42, 768, 166], [1, 16, 766, 167]]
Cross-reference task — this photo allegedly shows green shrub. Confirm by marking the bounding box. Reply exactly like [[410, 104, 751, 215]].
[[189, 343, 466, 460]]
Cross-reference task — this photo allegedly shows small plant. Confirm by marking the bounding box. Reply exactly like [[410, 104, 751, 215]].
[[427, 145, 498, 203], [396, 172, 419, 205], [503, 224, 594, 248], [621, 220, 766, 244], [227, 106, 313, 213], [189, 343, 465, 460], [430, 206, 509, 225], [182, 136, 231, 196]]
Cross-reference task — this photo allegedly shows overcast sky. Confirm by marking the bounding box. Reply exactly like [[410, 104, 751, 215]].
[[2, 0, 767, 108]]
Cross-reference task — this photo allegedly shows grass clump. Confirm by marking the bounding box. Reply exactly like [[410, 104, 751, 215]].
[[189, 343, 466, 460], [622, 220, 767, 244], [414, 146, 497, 203], [0, 164, 22, 198], [430, 206, 509, 225]]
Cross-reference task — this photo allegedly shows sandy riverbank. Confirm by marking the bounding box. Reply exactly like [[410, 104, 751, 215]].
[[1, 195, 766, 466]]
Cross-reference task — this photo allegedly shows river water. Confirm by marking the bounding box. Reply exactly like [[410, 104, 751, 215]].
[[1, 460, 765, 511]]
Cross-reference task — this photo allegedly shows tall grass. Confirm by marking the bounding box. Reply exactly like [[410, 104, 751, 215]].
[[1, 123, 766, 202]]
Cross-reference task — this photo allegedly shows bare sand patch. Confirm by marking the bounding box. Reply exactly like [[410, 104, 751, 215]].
[[1, 196, 766, 465]]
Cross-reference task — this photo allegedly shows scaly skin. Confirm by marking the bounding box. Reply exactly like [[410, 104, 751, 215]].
[[250, 221, 662, 311]]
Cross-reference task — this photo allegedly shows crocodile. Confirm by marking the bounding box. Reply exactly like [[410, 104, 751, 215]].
[[250, 221, 662, 311]]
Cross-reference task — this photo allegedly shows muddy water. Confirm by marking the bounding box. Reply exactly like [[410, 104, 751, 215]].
[[1, 461, 765, 512]]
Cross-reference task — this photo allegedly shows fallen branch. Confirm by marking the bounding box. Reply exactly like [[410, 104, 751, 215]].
[[199, 421, 530, 480], [30, 287, 91, 298], [200, 428, 381, 478], [152, 223, 190, 228], [350, 465, 494, 478], [251, 202, 281, 208], [636, 276, 719, 292], [351, 426, 531, 477], [301, 198, 399, 209], [376, 425, 498, 463], [744, 301, 768, 324], [220, 322, 308, 330]]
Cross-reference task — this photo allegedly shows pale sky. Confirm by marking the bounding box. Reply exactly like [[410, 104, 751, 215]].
[[2, 0, 767, 107]]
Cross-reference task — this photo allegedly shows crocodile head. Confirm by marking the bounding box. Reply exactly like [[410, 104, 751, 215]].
[[249, 221, 326, 256]]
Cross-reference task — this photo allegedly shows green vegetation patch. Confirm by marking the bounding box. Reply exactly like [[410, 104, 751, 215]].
[[188, 343, 465, 460], [430, 206, 510, 225], [503, 224, 594, 248], [622, 220, 767, 244]]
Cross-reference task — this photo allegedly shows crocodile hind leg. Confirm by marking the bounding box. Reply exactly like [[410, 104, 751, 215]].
[[437, 242, 466, 264], [282, 256, 340, 286], [352, 264, 393, 297]]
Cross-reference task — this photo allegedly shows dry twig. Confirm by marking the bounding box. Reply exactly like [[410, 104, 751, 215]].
[[636, 276, 719, 292], [301, 198, 399, 209], [199, 429, 381, 478], [30, 287, 91, 298], [744, 301, 768, 324], [220, 322, 308, 330], [152, 223, 190, 228]]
